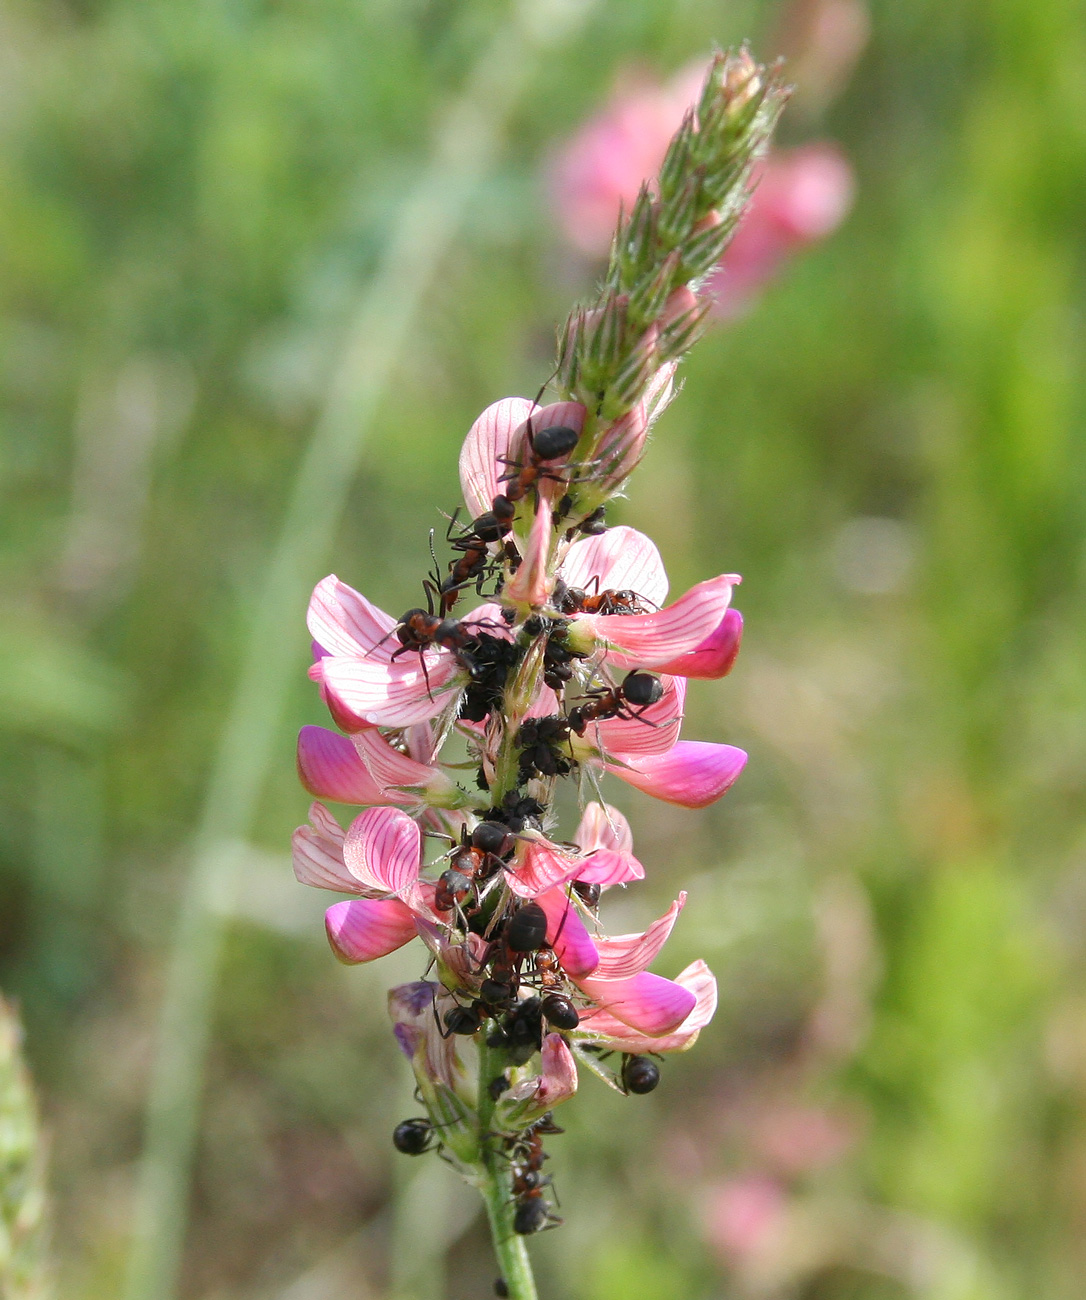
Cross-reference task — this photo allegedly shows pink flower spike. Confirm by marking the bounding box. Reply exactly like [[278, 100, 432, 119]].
[[505, 497, 554, 609], [292, 802, 359, 892], [325, 897, 419, 964], [297, 726, 389, 805], [653, 608, 743, 679], [608, 740, 747, 808], [579, 969, 697, 1037], [355, 729, 464, 809], [591, 893, 687, 980], [560, 526, 669, 609], [317, 652, 462, 729], [458, 397, 534, 517], [570, 574, 738, 667], [342, 806, 423, 896], [587, 673, 685, 759], [307, 575, 397, 661], [579, 960, 717, 1053], [506, 839, 583, 899], [536, 887, 600, 978]]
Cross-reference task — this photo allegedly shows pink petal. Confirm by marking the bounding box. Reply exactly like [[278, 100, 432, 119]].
[[574, 802, 633, 854], [576, 574, 739, 667], [560, 527, 669, 608], [594, 404, 648, 489], [325, 897, 418, 964], [578, 969, 696, 1036], [317, 652, 462, 728], [297, 726, 387, 805], [653, 608, 743, 679], [506, 1033, 579, 1114], [355, 729, 456, 806], [588, 674, 685, 758], [506, 840, 582, 899], [505, 497, 554, 608], [584, 960, 717, 1052], [536, 887, 600, 978], [342, 806, 422, 896], [307, 575, 397, 661], [292, 802, 359, 893], [591, 893, 686, 979], [607, 740, 747, 807], [575, 848, 645, 887], [458, 397, 534, 517]]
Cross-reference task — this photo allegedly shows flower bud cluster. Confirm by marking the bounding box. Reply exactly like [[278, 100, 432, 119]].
[[291, 46, 778, 1253]]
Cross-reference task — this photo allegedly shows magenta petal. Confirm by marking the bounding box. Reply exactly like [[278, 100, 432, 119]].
[[654, 608, 743, 679], [297, 726, 387, 805], [581, 960, 717, 1053], [292, 803, 358, 892], [307, 575, 397, 661], [318, 652, 461, 728], [560, 527, 668, 608], [573, 802, 633, 855], [355, 729, 452, 805], [591, 674, 685, 758], [459, 397, 534, 517], [537, 887, 600, 978], [506, 841, 582, 899], [574, 848, 645, 887], [608, 741, 747, 808], [579, 970, 696, 1036], [591, 893, 686, 980], [325, 898, 418, 964], [580, 574, 739, 667], [342, 807, 422, 895]]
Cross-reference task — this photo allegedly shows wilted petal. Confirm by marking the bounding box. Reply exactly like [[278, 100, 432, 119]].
[[572, 574, 738, 667], [607, 740, 747, 807], [582, 960, 717, 1052], [459, 397, 534, 517], [503, 1033, 579, 1122], [506, 839, 582, 899], [342, 806, 422, 896], [587, 674, 685, 759], [505, 497, 554, 609], [356, 729, 463, 808], [389, 980, 465, 1092], [591, 893, 686, 980], [325, 897, 418, 963], [560, 527, 669, 608], [292, 802, 359, 892], [317, 652, 462, 729], [537, 887, 600, 978], [297, 726, 388, 805], [579, 969, 696, 1036], [654, 608, 743, 679], [307, 575, 397, 661]]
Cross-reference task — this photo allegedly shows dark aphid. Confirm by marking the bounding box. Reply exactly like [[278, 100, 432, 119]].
[[501, 997, 544, 1062], [488, 1073, 511, 1101], [541, 992, 580, 1031], [495, 1280, 510, 1298], [505, 902, 548, 953], [393, 1117, 434, 1156], [621, 670, 664, 707], [572, 880, 601, 908], [443, 1003, 483, 1036], [579, 505, 607, 535], [621, 1054, 661, 1095], [530, 1112, 565, 1136]]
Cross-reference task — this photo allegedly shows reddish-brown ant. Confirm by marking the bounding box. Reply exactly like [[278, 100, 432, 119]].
[[555, 576, 656, 616], [566, 670, 664, 735], [498, 421, 581, 504], [433, 822, 516, 915]]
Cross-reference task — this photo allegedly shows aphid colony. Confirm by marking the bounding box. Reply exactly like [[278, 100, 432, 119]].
[[384, 416, 667, 1234]]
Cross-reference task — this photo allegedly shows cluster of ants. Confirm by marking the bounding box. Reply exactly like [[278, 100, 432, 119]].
[[383, 413, 666, 1241]]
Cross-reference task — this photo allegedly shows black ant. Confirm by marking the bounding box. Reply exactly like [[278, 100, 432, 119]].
[[566, 670, 664, 735], [508, 1128, 563, 1234], [533, 946, 580, 1030], [621, 1054, 662, 1094], [515, 715, 575, 782]]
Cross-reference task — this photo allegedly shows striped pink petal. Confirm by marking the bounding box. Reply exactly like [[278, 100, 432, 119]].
[[574, 574, 738, 667], [560, 526, 668, 608], [342, 806, 423, 896], [297, 726, 388, 805], [506, 840, 582, 899], [578, 969, 696, 1037], [317, 652, 462, 729], [307, 575, 397, 661], [325, 897, 419, 964], [505, 497, 554, 608], [607, 740, 747, 807], [356, 729, 459, 807], [653, 608, 743, 679], [292, 802, 360, 893], [458, 397, 534, 517], [537, 887, 600, 978], [574, 802, 634, 854], [574, 848, 645, 887], [590, 893, 686, 980], [588, 674, 685, 758], [580, 960, 717, 1052]]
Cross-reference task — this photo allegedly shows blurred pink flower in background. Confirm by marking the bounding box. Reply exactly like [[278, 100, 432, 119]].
[[548, 60, 855, 317], [703, 1175, 789, 1264]]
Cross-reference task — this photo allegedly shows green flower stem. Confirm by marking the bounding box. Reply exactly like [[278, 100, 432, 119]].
[[476, 1039, 537, 1300]]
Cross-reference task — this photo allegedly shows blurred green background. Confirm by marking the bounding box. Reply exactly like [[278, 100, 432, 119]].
[[2, 0, 1086, 1296]]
